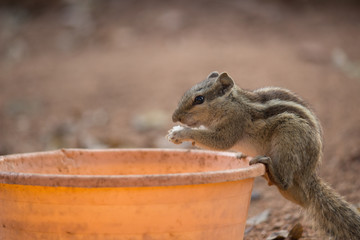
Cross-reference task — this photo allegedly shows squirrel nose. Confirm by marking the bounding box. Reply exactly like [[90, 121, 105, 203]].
[[172, 112, 181, 123], [172, 114, 179, 123]]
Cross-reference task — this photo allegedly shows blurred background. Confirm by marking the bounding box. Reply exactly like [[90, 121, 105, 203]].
[[0, 0, 359, 238]]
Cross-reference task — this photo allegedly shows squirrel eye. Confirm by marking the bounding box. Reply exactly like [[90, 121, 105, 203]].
[[194, 95, 205, 105]]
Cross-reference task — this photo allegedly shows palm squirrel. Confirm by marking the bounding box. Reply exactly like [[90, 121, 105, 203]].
[[167, 71, 360, 239]]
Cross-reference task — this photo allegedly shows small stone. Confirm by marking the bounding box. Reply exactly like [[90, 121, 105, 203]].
[[266, 230, 288, 240], [247, 209, 271, 225], [288, 223, 303, 239], [251, 190, 262, 201]]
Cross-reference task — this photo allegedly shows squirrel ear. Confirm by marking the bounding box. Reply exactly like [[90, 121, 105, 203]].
[[217, 72, 234, 93], [207, 71, 219, 79]]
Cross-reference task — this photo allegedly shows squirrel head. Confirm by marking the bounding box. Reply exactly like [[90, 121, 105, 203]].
[[172, 71, 235, 128]]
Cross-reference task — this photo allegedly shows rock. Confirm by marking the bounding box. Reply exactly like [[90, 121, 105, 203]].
[[266, 230, 288, 240], [266, 223, 303, 240], [251, 190, 262, 201], [288, 223, 303, 239], [246, 209, 271, 225]]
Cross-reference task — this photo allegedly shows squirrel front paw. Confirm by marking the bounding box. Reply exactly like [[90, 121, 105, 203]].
[[166, 125, 191, 144]]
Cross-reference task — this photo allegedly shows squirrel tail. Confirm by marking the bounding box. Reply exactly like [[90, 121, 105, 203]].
[[306, 175, 360, 239]]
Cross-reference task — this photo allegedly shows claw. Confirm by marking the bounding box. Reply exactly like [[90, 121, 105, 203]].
[[249, 156, 271, 165], [166, 125, 186, 144], [250, 156, 274, 186]]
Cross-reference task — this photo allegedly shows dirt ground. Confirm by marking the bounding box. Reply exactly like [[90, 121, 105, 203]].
[[0, 1, 359, 239]]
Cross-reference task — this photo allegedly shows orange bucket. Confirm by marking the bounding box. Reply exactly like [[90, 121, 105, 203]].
[[0, 149, 264, 240]]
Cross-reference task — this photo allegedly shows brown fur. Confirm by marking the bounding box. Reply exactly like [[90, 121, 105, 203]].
[[168, 71, 360, 239]]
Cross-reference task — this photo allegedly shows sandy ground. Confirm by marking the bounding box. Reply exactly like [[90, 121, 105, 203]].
[[0, 1, 359, 239]]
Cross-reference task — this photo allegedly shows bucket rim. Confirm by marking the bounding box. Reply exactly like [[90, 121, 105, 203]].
[[0, 148, 265, 188]]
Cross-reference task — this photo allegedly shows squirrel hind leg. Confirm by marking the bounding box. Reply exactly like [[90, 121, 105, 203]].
[[249, 156, 274, 186], [250, 155, 292, 190]]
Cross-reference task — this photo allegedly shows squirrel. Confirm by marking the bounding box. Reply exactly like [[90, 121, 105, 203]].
[[167, 71, 360, 239]]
